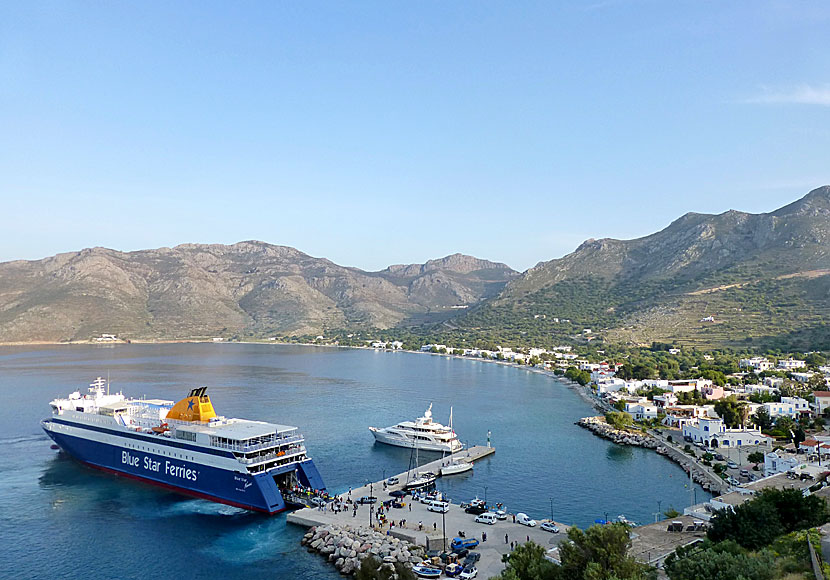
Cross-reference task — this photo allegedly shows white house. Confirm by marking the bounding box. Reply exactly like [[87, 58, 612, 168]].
[[811, 391, 830, 415], [666, 379, 713, 393], [653, 393, 678, 409], [740, 357, 773, 373], [682, 418, 771, 448], [777, 358, 806, 371], [763, 451, 804, 477], [790, 372, 815, 384], [781, 396, 810, 415], [625, 402, 658, 421]]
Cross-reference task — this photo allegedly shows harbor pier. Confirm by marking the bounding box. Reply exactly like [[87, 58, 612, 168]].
[[287, 445, 572, 577]]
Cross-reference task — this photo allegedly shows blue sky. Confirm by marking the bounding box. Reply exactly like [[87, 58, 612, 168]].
[[1, 1, 829, 272]]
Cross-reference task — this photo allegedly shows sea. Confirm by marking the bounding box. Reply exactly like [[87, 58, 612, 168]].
[[0, 343, 710, 579]]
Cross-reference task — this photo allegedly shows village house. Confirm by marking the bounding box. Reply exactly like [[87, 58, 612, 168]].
[[682, 417, 771, 449], [625, 401, 659, 421], [777, 358, 806, 370], [812, 391, 830, 415], [763, 451, 805, 477], [740, 357, 773, 373]]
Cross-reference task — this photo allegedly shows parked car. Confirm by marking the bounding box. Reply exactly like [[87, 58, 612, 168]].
[[495, 509, 508, 520], [356, 496, 377, 504], [739, 469, 750, 478], [516, 513, 537, 527], [459, 565, 478, 579], [540, 521, 559, 533], [474, 513, 497, 525], [714, 453, 725, 461], [464, 505, 487, 515], [386, 476, 399, 485], [727, 461, 739, 469], [464, 552, 481, 565]]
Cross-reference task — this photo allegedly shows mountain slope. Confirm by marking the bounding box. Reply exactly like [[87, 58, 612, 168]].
[[0, 242, 517, 342], [455, 186, 830, 349]]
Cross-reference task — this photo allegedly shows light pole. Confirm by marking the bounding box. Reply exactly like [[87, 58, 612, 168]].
[[657, 500, 662, 521], [442, 508, 447, 553], [549, 497, 553, 521], [484, 486, 488, 505], [605, 511, 609, 525]]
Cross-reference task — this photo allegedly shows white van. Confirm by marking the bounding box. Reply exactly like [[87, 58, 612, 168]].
[[516, 512, 537, 527], [475, 512, 497, 525], [427, 500, 450, 513]]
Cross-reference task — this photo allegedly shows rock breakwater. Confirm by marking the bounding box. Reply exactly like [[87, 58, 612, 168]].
[[577, 416, 659, 449], [301, 523, 426, 576]]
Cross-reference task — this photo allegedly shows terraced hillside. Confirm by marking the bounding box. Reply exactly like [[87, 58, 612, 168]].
[[453, 186, 830, 350]]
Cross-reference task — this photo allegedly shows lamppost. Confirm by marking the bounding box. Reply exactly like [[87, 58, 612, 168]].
[[442, 508, 447, 553], [484, 486, 488, 505], [605, 511, 609, 525], [549, 497, 553, 521], [657, 500, 662, 522]]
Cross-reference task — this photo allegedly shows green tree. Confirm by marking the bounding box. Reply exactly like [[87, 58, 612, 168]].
[[558, 523, 656, 580], [664, 540, 775, 580], [605, 411, 633, 430], [747, 451, 765, 464], [750, 407, 773, 431], [707, 488, 827, 550], [355, 557, 416, 580], [496, 541, 561, 580], [713, 397, 742, 429]]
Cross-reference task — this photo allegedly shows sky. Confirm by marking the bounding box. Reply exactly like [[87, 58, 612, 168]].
[[1, 1, 829, 272]]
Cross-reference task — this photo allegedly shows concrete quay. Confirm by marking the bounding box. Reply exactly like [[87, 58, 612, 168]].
[[287, 445, 571, 577]]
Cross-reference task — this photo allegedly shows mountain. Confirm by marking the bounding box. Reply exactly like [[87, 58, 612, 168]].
[[0, 242, 517, 342], [454, 186, 830, 350]]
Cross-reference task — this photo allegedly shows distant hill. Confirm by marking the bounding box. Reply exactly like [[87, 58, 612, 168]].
[[0, 242, 517, 342], [453, 186, 830, 350]]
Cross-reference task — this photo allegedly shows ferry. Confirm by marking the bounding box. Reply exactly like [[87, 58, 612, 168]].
[[41, 377, 326, 514], [369, 404, 463, 453]]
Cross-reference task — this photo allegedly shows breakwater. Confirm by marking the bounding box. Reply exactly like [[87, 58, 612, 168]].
[[577, 416, 726, 494], [577, 416, 659, 448], [302, 524, 425, 575]]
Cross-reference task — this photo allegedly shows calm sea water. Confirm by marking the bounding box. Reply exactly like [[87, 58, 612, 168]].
[[0, 343, 709, 579]]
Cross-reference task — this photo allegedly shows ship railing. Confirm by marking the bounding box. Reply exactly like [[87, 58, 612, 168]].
[[236, 446, 307, 465], [212, 435, 304, 453]]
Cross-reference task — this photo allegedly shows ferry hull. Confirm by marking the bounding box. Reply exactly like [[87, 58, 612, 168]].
[[43, 421, 322, 515]]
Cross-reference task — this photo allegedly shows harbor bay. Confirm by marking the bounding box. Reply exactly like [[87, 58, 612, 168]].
[[0, 343, 709, 579]]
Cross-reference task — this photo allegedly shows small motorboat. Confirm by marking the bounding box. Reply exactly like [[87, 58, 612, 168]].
[[440, 460, 473, 476], [412, 563, 442, 578]]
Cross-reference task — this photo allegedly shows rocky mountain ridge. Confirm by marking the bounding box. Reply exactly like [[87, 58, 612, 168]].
[[455, 186, 830, 349], [0, 241, 517, 342]]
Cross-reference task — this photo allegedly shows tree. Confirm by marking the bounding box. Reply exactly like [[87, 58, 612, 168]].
[[707, 488, 827, 550], [355, 557, 416, 580], [605, 411, 633, 430], [747, 451, 765, 464], [558, 523, 656, 580], [713, 397, 742, 429], [750, 407, 773, 431], [805, 352, 826, 368], [496, 541, 561, 580], [664, 540, 775, 580]]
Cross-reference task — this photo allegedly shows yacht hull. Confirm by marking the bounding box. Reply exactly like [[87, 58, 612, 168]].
[[369, 428, 459, 453]]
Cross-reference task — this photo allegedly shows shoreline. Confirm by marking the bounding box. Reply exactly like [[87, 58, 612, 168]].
[[3, 338, 722, 494]]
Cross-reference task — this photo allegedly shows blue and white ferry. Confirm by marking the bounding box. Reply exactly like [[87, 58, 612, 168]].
[[42, 377, 326, 514]]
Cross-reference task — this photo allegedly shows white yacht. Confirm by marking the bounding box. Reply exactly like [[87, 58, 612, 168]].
[[369, 404, 463, 453]]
